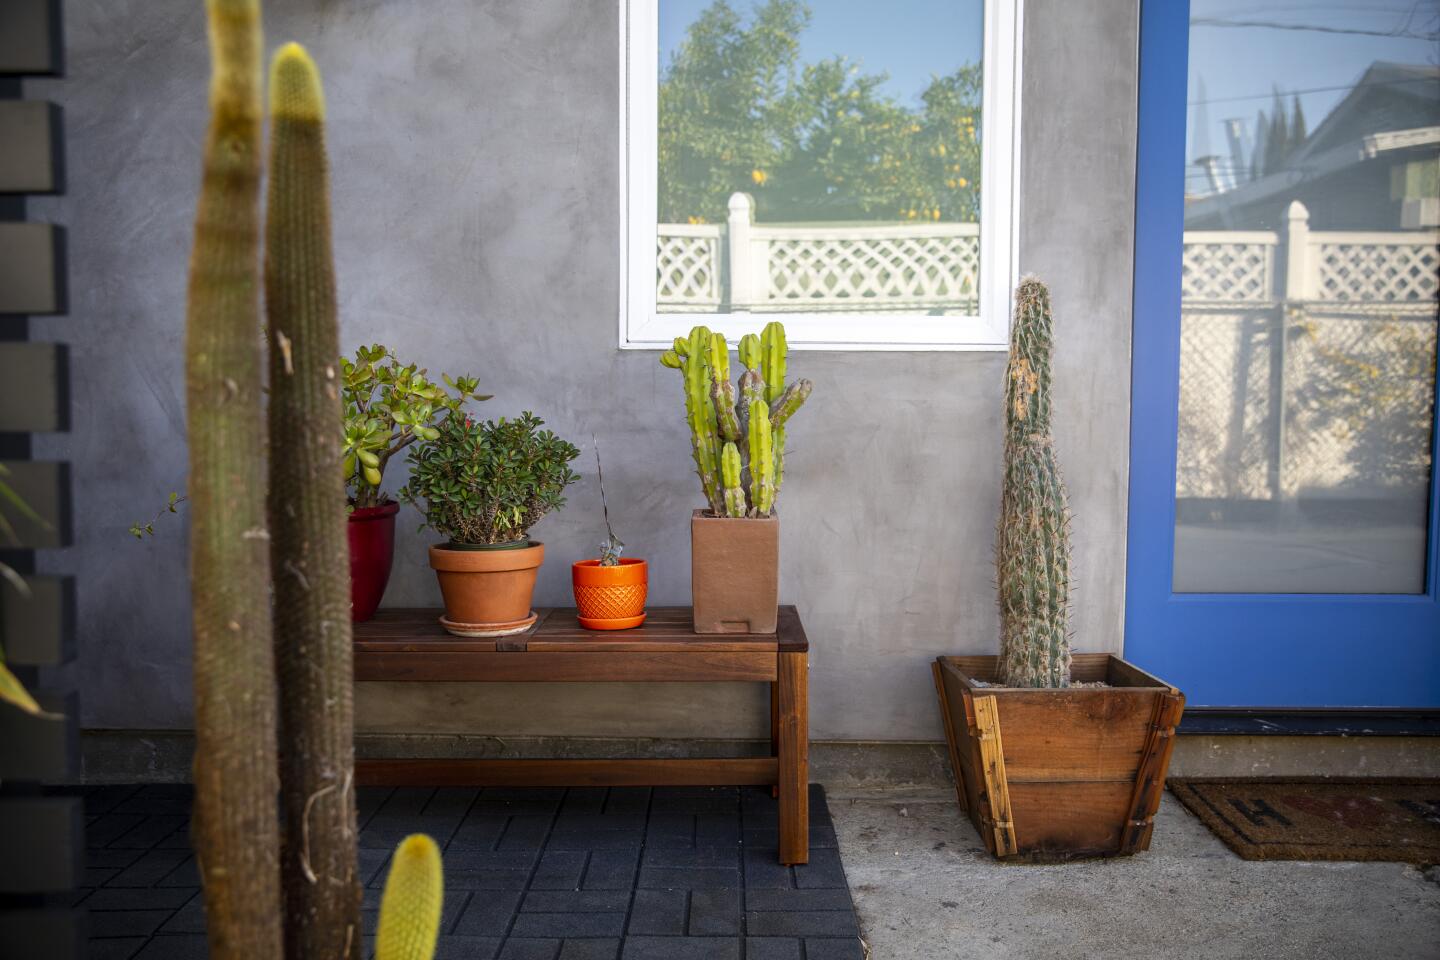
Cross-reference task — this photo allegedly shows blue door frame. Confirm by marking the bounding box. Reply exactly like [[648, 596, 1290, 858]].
[[1123, 0, 1440, 708]]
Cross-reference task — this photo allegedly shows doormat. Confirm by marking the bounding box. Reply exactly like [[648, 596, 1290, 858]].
[[1169, 778, 1440, 863]]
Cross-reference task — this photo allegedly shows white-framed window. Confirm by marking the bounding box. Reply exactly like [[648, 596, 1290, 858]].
[[620, 0, 1022, 351]]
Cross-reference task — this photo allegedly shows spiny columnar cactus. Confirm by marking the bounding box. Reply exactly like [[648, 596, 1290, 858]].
[[264, 43, 361, 958], [185, 1, 282, 956], [376, 835, 444, 960], [660, 321, 809, 517], [996, 277, 1072, 689]]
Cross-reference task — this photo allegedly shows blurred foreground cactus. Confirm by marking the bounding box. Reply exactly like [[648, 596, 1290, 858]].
[[184, 1, 283, 956], [264, 43, 361, 956], [376, 835, 444, 960], [995, 278, 1072, 689], [659, 321, 811, 517]]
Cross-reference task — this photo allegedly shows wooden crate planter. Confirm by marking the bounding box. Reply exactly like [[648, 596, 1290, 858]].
[[932, 653, 1184, 862]]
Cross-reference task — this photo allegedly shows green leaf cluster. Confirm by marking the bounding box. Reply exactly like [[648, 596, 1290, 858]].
[[399, 412, 581, 545], [659, 0, 982, 224], [342, 344, 490, 508]]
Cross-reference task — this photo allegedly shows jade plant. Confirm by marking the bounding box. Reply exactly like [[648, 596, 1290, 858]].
[[659, 320, 812, 518], [342, 345, 488, 508], [995, 277, 1072, 689], [399, 412, 581, 545]]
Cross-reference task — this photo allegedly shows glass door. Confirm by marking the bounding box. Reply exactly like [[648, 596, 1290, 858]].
[[1125, 0, 1440, 706]]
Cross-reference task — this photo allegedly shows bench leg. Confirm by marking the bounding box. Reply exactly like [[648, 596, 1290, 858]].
[[777, 651, 809, 865], [770, 680, 779, 797]]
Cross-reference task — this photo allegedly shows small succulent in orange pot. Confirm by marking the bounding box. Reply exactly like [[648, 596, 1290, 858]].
[[573, 442, 648, 629]]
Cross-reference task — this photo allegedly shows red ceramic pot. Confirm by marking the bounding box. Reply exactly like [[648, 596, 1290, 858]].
[[348, 502, 399, 622]]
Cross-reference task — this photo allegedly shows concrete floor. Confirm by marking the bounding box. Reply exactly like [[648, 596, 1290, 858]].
[[829, 789, 1440, 960]]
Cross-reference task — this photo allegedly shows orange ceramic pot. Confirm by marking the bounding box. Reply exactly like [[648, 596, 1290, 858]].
[[572, 558, 648, 630], [428, 541, 544, 637]]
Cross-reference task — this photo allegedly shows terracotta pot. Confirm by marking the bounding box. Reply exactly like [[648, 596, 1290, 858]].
[[690, 509, 778, 634], [572, 558, 648, 630], [348, 502, 399, 622], [428, 541, 544, 637], [933, 654, 1185, 862]]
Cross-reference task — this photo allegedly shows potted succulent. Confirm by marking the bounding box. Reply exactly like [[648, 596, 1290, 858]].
[[932, 278, 1185, 862], [342, 345, 487, 621], [400, 411, 579, 637], [572, 442, 647, 630], [659, 321, 811, 634]]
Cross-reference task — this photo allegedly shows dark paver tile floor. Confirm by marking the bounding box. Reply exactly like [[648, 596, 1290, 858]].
[[78, 782, 862, 960]]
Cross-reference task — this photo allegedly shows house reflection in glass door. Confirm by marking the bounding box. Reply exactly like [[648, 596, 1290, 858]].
[[1173, 1, 1440, 594]]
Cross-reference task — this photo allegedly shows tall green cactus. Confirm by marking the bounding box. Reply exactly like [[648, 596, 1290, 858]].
[[661, 322, 809, 518], [996, 277, 1072, 689], [680, 326, 724, 513], [185, 1, 283, 957], [264, 43, 361, 958]]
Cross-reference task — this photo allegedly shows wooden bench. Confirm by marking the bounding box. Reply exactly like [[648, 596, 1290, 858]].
[[353, 605, 811, 864]]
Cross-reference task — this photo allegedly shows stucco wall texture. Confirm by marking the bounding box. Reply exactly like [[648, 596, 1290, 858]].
[[28, 0, 1139, 741]]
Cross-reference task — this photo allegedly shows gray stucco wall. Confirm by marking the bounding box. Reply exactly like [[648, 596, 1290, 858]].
[[29, 0, 1138, 741]]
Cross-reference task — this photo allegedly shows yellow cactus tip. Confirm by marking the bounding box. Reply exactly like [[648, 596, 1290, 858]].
[[376, 834, 443, 960], [269, 42, 325, 121]]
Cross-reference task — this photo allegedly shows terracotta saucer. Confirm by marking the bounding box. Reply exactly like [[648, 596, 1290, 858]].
[[577, 613, 647, 631], [439, 611, 538, 638]]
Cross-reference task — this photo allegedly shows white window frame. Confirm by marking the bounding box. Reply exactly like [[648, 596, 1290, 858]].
[[620, 0, 1023, 351]]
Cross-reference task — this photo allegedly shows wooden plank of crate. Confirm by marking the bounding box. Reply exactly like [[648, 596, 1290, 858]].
[[0, 0, 63, 76], [0, 460, 69, 548], [0, 908, 85, 959], [0, 690, 75, 780], [0, 101, 62, 193], [0, 342, 66, 432], [0, 574, 75, 665], [931, 659, 969, 814], [0, 223, 65, 314], [1119, 690, 1186, 854], [0, 796, 82, 892], [972, 694, 1017, 857]]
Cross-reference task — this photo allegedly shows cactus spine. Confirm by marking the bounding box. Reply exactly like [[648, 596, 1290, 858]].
[[662, 323, 810, 518], [996, 278, 1072, 689], [185, 2, 283, 957], [264, 43, 362, 958], [375, 835, 444, 960]]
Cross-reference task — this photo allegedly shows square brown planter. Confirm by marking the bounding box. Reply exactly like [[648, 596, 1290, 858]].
[[691, 509, 778, 634], [932, 654, 1185, 862]]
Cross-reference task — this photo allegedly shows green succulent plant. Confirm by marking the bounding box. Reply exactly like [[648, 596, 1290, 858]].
[[399, 412, 581, 545], [341, 344, 489, 509], [658, 320, 811, 517]]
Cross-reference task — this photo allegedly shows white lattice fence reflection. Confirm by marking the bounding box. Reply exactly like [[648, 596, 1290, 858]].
[[1177, 204, 1438, 506], [1312, 239, 1440, 303], [758, 227, 979, 312], [1181, 234, 1277, 305], [656, 193, 980, 315], [656, 225, 722, 312]]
